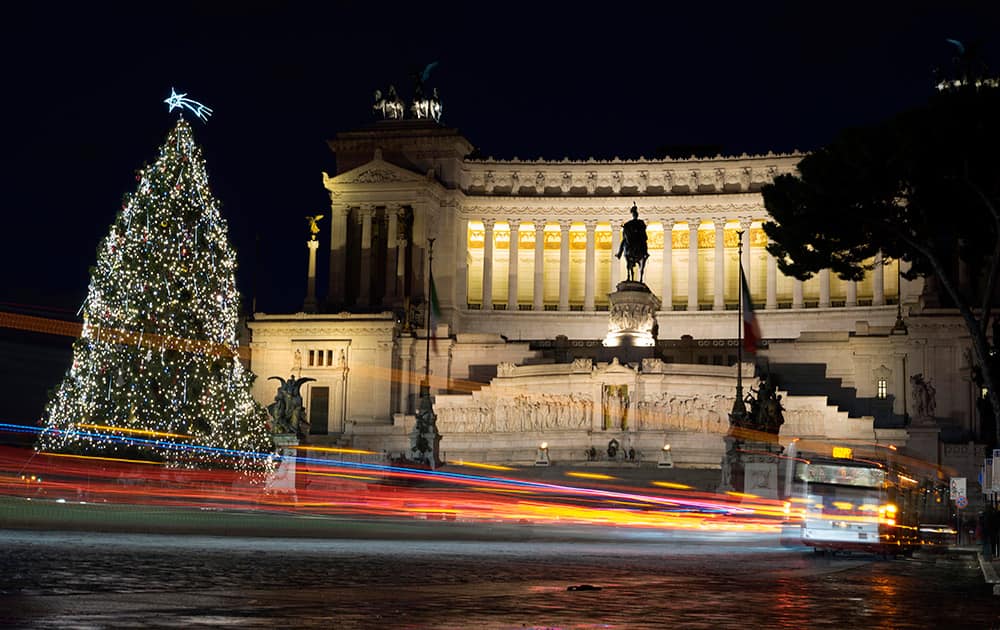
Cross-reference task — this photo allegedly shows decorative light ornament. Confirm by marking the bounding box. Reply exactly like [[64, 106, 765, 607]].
[[163, 88, 214, 122]]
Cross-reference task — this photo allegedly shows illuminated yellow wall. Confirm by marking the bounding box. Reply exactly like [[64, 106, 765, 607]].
[[464, 218, 897, 309]]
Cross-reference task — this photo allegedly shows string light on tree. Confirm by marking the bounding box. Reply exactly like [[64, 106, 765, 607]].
[[37, 92, 273, 472]]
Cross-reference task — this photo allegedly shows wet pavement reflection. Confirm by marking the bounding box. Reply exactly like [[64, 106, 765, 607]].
[[1, 530, 997, 629]]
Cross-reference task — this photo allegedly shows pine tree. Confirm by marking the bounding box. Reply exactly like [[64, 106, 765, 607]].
[[37, 117, 274, 471]]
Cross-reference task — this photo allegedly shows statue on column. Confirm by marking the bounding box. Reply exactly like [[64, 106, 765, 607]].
[[305, 214, 324, 241], [615, 202, 649, 283]]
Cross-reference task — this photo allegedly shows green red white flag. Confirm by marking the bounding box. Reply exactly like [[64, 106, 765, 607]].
[[741, 265, 760, 352]]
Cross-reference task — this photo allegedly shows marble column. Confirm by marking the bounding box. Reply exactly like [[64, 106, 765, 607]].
[[610, 224, 621, 289], [873, 251, 885, 306], [305, 239, 319, 313], [893, 353, 907, 417], [661, 220, 673, 310], [357, 205, 373, 307], [482, 220, 495, 310], [533, 221, 545, 311], [332, 363, 348, 434], [384, 208, 398, 307], [559, 222, 570, 311], [713, 220, 725, 311], [455, 217, 468, 310], [507, 220, 520, 311], [399, 350, 412, 415], [899, 259, 913, 304], [819, 268, 831, 308], [766, 250, 777, 310], [688, 221, 699, 311], [793, 279, 804, 309], [328, 205, 350, 306], [846, 280, 858, 307], [740, 222, 751, 281], [584, 221, 596, 311]]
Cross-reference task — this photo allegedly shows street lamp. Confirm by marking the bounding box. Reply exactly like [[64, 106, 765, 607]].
[[535, 442, 550, 467], [657, 443, 674, 469]]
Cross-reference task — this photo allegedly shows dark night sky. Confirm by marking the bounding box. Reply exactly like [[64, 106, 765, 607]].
[[2, 1, 998, 319]]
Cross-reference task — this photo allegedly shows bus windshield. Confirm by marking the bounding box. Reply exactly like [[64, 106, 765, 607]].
[[795, 462, 884, 488]]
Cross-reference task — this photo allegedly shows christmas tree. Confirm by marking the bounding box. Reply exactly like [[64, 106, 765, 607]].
[[37, 115, 274, 471]]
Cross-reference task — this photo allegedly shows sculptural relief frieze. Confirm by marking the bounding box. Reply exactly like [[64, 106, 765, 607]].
[[634, 393, 730, 434], [350, 168, 405, 184], [435, 393, 595, 433], [608, 302, 655, 333], [458, 158, 799, 197]]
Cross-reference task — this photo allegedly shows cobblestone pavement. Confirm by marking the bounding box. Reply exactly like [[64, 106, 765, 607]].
[[1, 529, 998, 629]]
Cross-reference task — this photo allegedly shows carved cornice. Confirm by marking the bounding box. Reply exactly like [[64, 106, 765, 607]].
[[250, 326, 396, 339], [458, 201, 762, 224], [459, 154, 801, 196]]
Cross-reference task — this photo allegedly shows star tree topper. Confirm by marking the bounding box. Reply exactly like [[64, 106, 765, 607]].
[[164, 88, 214, 122]]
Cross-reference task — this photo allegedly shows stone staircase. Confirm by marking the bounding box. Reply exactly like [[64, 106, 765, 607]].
[[766, 362, 900, 427]]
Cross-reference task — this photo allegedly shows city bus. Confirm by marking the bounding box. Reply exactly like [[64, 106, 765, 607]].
[[783, 445, 947, 556]]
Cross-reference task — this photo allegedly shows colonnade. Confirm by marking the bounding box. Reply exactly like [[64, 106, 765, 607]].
[[461, 218, 892, 312], [326, 205, 895, 313]]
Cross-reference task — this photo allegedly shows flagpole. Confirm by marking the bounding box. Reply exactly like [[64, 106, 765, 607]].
[[731, 230, 746, 423]]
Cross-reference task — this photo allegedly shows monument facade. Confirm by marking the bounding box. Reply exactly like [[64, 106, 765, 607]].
[[247, 91, 985, 476]]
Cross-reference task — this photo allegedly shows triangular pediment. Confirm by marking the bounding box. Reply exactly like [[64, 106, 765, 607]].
[[323, 156, 426, 189], [594, 356, 636, 375]]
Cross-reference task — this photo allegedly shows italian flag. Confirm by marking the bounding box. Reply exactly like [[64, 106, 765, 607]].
[[741, 266, 761, 352]]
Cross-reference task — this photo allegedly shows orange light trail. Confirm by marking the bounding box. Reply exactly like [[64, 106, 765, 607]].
[[651, 481, 693, 490], [451, 461, 516, 471], [38, 451, 166, 466], [565, 472, 617, 481], [76, 423, 195, 440], [296, 445, 378, 455], [0, 445, 791, 535]]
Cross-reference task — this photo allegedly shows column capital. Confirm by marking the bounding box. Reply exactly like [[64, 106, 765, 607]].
[[508, 218, 522, 229], [532, 220, 547, 231], [660, 218, 675, 228], [483, 219, 497, 232], [332, 204, 351, 217], [559, 221, 571, 232], [584, 219, 598, 231]]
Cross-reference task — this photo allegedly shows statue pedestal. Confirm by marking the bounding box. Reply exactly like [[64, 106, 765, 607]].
[[410, 386, 440, 468], [905, 419, 940, 466], [603, 281, 661, 348], [719, 435, 783, 498], [266, 434, 299, 496]]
